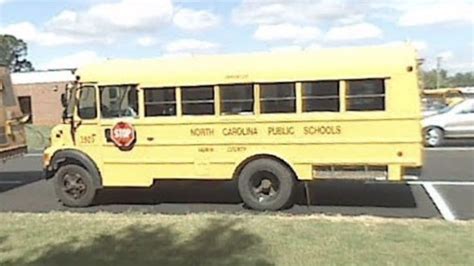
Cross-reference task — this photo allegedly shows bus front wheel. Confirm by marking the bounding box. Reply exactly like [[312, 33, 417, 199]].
[[238, 158, 295, 211], [54, 164, 97, 207]]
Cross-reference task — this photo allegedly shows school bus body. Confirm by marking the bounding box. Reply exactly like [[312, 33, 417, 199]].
[[44, 45, 423, 189], [0, 66, 27, 161]]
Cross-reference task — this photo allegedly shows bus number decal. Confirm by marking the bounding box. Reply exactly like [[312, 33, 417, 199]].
[[80, 135, 96, 144]]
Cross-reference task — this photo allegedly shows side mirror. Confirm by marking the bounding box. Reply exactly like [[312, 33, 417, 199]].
[[61, 93, 68, 108]]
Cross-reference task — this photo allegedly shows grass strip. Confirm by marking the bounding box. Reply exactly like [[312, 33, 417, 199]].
[[0, 212, 473, 266]]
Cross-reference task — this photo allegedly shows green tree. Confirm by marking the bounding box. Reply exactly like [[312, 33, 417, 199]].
[[0, 34, 34, 72], [450, 72, 474, 87], [423, 69, 474, 89], [422, 69, 448, 89]]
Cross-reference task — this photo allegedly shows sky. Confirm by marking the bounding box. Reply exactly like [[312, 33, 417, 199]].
[[0, 0, 473, 72]]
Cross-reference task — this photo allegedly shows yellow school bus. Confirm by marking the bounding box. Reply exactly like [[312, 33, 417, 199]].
[[0, 66, 27, 161], [44, 45, 423, 210], [422, 88, 465, 107]]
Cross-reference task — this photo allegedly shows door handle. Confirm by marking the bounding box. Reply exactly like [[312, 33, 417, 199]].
[[146, 137, 154, 141]]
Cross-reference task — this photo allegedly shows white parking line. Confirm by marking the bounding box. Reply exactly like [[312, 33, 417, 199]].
[[422, 183, 456, 221], [0, 181, 23, 184], [24, 154, 42, 158], [408, 181, 474, 186], [424, 147, 474, 151]]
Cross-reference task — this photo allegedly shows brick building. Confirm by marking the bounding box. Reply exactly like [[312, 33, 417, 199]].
[[12, 70, 75, 126]]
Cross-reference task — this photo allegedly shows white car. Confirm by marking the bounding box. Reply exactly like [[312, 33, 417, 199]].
[[422, 99, 474, 147]]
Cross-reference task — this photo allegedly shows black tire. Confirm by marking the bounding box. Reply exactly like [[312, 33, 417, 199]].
[[424, 127, 444, 147], [238, 158, 296, 211], [54, 164, 97, 207]]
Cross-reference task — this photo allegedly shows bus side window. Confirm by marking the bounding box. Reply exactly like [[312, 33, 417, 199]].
[[302, 81, 339, 112], [260, 83, 296, 114], [220, 84, 254, 115], [100, 85, 139, 118], [144, 88, 176, 116], [182, 86, 214, 115], [346, 79, 385, 111], [78, 86, 97, 119]]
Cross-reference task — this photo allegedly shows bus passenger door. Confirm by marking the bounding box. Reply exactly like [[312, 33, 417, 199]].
[[97, 85, 143, 186]]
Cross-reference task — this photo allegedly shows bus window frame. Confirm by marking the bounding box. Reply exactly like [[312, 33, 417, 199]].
[[343, 78, 388, 112], [300, 80, 341, 113], [75, 84, 99, 123], [136, 78, 390, 121], [259, 82, 297, 114], [218, 83, 255, 116], [180, 85, 216, 117], [98, 84, 140, 120], [142, 87, 178, 117]]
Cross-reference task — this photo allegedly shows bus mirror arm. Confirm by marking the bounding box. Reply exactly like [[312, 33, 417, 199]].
[[70, 119, 82, 146], [65, 85, 79, 145]]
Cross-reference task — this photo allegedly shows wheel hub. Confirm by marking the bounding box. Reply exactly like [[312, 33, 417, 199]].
[[63, 173, 86, 199], [251, 173, 280, 203], [426, 129, 440, 146]]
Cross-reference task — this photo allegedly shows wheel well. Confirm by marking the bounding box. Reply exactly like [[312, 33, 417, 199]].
[[55, 157, 87, 171], [232, 154, 298, 180], [423, 126, 445, 138], [423, 126, 445, 134], [46, 157, 89, 180], [47, 149, 103, 188]]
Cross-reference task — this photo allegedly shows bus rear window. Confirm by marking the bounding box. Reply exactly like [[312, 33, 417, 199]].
[[346, 79, 385, 111]]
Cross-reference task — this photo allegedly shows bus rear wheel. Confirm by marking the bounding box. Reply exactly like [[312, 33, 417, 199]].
[[54, 164, 97, 207], [238, 159, 295, 211]]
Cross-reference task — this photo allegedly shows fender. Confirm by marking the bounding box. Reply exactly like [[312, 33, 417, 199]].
[[233, 152, 298, 180], [46, 149, 102, 188]]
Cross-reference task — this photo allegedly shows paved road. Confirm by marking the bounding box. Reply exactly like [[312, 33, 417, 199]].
[[422, 148, 474, 181], [0, 148, 472, 219]]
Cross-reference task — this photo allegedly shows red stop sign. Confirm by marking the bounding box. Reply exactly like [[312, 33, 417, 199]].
[[111, 122, 136, 149]]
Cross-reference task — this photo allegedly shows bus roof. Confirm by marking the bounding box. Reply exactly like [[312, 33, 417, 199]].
[[77, 44, 419, 87]]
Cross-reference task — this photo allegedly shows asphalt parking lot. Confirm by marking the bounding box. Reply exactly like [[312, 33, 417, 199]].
[[0, 147, 473, 220]]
